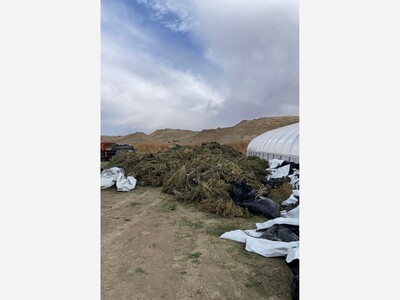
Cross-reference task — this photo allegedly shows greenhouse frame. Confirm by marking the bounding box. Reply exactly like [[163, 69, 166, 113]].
[[246, 122, 299, 163]]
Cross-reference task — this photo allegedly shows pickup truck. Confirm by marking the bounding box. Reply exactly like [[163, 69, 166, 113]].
[[101, 142, 116, 161], [106, 143, 136, 160]]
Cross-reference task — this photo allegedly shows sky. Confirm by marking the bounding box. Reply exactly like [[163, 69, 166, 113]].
[[101, 0, 299, 135]]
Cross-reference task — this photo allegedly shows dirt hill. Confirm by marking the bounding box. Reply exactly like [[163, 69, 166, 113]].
[[101, 116, 299, 152]]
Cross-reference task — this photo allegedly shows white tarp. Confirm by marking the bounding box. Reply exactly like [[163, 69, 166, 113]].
[[288, 170, 300, 189], [282, 190, 299, 206], [268, 159, 285, 169], [220, 228, 299, 262], [269, 164, 291, 179], [101, 167, 137, 192], [281, 190, 299, 218], [280, 206, 299, 219], [286, 245, 299, 263], [245, 238, 299, 261], [255, 217, 299, 230]]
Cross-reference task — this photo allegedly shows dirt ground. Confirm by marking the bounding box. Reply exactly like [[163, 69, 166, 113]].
[[101, 186, 292, 300]]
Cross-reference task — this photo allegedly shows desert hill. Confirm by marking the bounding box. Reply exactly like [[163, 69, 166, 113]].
[[101, 115, 299, 152]]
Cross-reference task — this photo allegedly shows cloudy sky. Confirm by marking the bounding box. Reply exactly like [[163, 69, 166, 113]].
[[101, 0, 299, 135]]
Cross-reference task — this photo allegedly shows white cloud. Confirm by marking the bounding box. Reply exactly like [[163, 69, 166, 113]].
[[101, 33, 225, 134], [102, 0, 299, 134], [135, 0, 195, 32]]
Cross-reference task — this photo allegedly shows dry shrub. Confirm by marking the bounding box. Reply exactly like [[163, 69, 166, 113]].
[[134, 143, 169, 153], [225, 141, 249, 154], [162, 165, 188, 194], [108, 152, 174, 187], [198, 198, 250, 218], [267, 183, 294, 204]]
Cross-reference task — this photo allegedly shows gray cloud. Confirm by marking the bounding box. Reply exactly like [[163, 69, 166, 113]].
[[192, 0, 299, 120], [101, 0, 298, 135]]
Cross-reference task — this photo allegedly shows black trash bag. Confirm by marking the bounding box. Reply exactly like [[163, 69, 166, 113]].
[[265, 177, 290, 188], [237, 196, 280, 219], [286, 259, 299, 300], [229, 179, 256, 203], [259, 224, 299, 242]]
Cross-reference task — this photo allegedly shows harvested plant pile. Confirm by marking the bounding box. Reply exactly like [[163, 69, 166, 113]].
[[108, 142, 290, 217]]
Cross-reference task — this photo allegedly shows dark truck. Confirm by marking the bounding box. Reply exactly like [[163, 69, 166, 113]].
[[106, 143, 135, 160]]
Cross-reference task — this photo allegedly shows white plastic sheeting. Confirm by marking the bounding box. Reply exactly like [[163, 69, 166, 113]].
[[282, 190, 299, 206], [280, 206, 299, 219], [255, 216, 299, 230], [220, 159, 300, 263], [246, 123, 299, 163], [268, 159, 285, 169], [220, 217, 299, 262], [288, 170, 300, 189], [269, 164, 291, 179], [101, 167, 137, 192]]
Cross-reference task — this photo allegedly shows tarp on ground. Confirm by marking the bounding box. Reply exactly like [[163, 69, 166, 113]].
[[282, 190, 299, 206], [101, 167, 137, 192], [220, 228, 299, 262], [220, 216, 299, 262]]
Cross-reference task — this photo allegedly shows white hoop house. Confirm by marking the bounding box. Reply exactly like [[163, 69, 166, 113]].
[[246, 123, 299, 163]]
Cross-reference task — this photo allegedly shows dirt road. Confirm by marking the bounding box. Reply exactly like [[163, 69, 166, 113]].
[[101, 186, 292, 300]]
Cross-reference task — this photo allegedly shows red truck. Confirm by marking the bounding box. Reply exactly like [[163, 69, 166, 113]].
[[101, 142, 116, 161]]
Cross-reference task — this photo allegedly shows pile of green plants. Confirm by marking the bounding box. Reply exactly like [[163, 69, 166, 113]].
[[107, 142, 292, 217]]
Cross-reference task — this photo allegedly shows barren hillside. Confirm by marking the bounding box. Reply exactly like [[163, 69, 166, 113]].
[[101, 116, 299, 147]]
